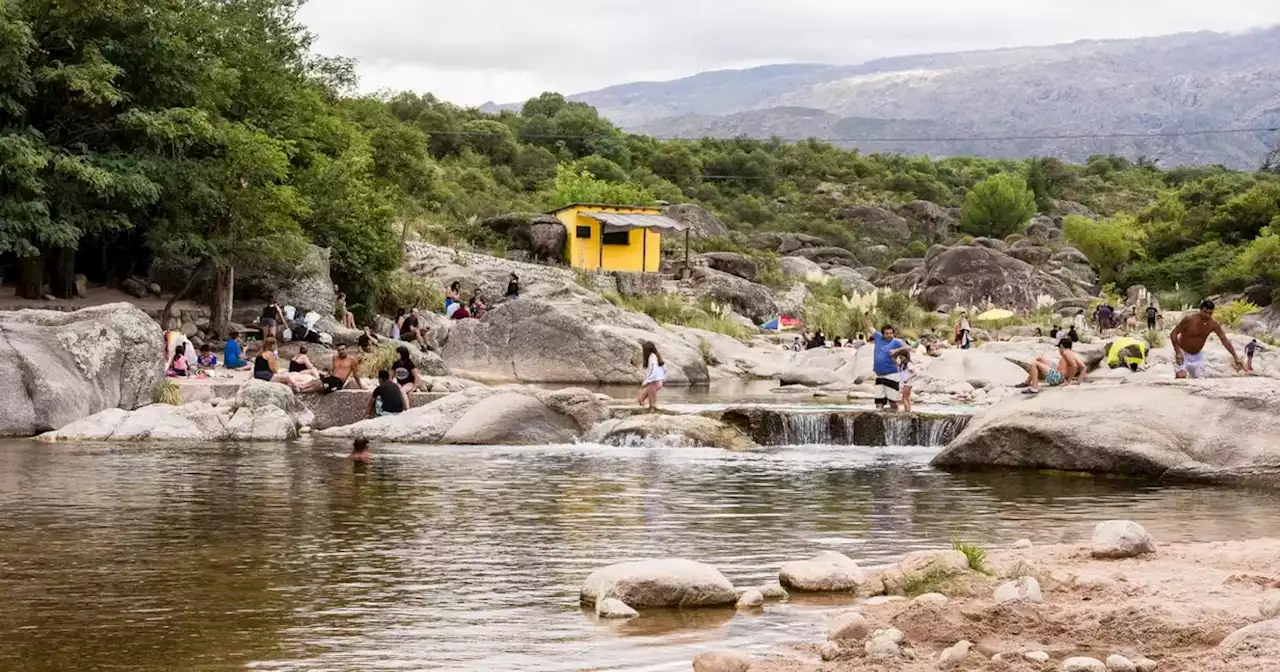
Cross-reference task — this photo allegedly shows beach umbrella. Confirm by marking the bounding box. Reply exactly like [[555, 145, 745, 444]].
[[975, 308, 1015, 322]]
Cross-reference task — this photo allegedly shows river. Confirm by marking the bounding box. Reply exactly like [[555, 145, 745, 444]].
[[2, 438, 1278, 671]]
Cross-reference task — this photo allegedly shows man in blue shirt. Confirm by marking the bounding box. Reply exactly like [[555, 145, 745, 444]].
[[870, 324, 910, 411], [224, 330, 249, 370]]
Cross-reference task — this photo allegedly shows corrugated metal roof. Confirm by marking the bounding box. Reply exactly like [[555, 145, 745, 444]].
[[582, 212, 688, 232]]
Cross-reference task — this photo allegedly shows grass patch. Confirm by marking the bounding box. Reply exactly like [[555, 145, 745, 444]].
[[900, 568, 962, 596], [952, 538, 994, 576], [358, 344, 401, 379], [604, 292, 752, 340], [154, 379, 183, 405], [1144, 328, 1167, 348]]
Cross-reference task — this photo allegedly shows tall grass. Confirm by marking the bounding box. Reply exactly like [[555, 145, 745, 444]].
[[952, 538, 993, 576], [603, 292, 753, 340], [154, 380, 183, 405]]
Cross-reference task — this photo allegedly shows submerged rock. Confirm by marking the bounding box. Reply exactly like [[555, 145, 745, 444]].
[[0, 303, 162, 437], [584, 414, 758, 450], [735, 589, 764, 608], [595, 597, 639, 619], [580, 559, 737, 609]]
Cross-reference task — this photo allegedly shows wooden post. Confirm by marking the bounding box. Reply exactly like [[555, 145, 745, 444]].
[[641, 227, 648, 273], [683, 229, 690, 279], [597, 223, 604, 271]]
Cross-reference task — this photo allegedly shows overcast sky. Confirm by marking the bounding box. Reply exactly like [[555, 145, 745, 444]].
[[300, 0, 1280, 106]]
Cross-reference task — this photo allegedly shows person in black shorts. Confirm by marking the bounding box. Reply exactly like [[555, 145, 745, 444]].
[[1145, 303, 1159, 331], [368, 370, 409, 417]]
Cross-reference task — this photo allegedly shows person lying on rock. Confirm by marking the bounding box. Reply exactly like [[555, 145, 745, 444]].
[[357, 326, 379, 354], [327, 343, 363, 392], [1171, 300, 1243, 379], [368, 369, 409, 417], [1023, 338, 1086, 394]]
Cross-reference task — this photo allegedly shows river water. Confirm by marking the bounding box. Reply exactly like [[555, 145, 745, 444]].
[[3, 438, 1279, 672]]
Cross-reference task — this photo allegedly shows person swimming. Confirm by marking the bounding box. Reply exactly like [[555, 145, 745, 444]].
[[349, 438, 372, 463]]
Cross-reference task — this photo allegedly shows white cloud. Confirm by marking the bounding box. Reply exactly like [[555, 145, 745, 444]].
[[300, 0, 1280, 105]]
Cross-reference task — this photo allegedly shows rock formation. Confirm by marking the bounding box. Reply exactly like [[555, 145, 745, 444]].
[[880, 243, 1094, 310], [0, 303, 163, 437]]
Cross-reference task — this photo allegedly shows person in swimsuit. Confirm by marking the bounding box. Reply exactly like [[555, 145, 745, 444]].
[[1024, 338, 1086, 394], [1171, 300, 1243, 379], [253, 338, 301, 391], [349, 438, 373, 463]]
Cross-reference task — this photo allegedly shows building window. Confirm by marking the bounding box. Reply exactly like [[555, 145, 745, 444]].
[[575, 226, 592, 239], [602, 231, 630, 246]]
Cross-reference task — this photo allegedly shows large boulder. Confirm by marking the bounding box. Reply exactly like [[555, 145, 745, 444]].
[[688, 267, 779, 322], [273, 244, 338, 317], [320, 385, 607, 444], [932, 378, 1280, 484], [1242, 306, 1280, 341], [897, 200, 956, 242], [824, 267, 876, 295], [480, 212, 567, 261], [663, 204, 730, 240], [700, 252, 759, 282], [832, 204, 911, 242], [404, 242, 598, 305], [792, 246, 859, 267], [773, 232, 827, 254], [584, 414, 758, 450], [779, 347, 863, 387], [881, 245, 1081, 311], [580, 559, 737, 608], [40, 381, 311, 442], [779, 256, 825, 282], [0, 303, 163, 437]]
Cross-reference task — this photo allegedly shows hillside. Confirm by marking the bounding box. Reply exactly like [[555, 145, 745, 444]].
[[569, 28, 1280, 168]]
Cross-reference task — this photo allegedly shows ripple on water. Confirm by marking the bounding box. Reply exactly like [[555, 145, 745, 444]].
[[3, 438, 1280, 671]]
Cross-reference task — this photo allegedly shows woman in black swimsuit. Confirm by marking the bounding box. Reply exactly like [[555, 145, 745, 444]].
[[253, 338, 301, 392]]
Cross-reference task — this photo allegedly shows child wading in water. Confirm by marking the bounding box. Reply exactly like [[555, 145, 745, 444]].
[[637, 341, 666, 412], [896, 350, 916, 412]]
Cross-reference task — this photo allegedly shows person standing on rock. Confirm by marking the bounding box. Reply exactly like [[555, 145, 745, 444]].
[[637, 342, 666, 412], [1171, 300, 1244, 379], [260, 300, 286, 340], [368, 370, 409, 417], [896, 350, 917, 412], [868, 323, 911, 411], [1146, 303, 1160, 331], [1246, 339, 1266, 373]]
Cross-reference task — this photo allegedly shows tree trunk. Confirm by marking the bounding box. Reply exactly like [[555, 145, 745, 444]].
[[210, 264, 234, 339], [17, 254, 45, 299], [49, 247, 76, 299], [160, 257, 211, 330]]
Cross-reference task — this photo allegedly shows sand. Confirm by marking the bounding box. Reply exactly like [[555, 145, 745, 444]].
[[744, 538, 1280, 672]]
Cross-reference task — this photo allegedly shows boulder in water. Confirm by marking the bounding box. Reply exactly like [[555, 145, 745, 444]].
[[584, 414, 758, 450], [321, 386, 607, 445], [779, 551, 871, 593], [580, 559, 737, 609], [595, 597, 639, 619], [0, 303, 163, 437], [932, 379, 1280, 485], [735, 588, 764, 608]]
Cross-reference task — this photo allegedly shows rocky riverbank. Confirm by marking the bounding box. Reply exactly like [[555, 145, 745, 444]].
[[670, 524, 1280, 672]]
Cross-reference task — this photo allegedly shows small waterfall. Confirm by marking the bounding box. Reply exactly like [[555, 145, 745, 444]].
[[717, 409, 971, 447]]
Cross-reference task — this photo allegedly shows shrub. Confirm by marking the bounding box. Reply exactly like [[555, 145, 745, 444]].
[[378, 270, 444, 315], [153, 380, 183, 405], [952, 538, 993, 575], [605, 292, 752, 340], [959, 173, 1037, 238], [1215, 299, 1260, 329], [1144, 328, 1166, 348], [358, 343, 401, 378]]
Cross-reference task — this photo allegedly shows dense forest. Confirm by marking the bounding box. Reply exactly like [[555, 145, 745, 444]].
[[3, 0, 1280, 335]]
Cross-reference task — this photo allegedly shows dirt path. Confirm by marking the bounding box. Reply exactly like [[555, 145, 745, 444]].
[[746, 538, 1280, 672]]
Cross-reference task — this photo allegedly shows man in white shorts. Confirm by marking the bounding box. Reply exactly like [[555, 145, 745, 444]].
[[868, 323, 911, 411], [1171, 300, 1243, 379]]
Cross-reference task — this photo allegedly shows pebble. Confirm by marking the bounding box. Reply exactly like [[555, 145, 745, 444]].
[[826, 612, 868, 641], [1090, 520, 1156, 559], [1105, 654, 1136, 672], [1133, 657, 1158, 672], [913, 592, 949, 606], [1261, 591, 1280, 619], [938, 640, 971, 668], [1024, 651, 1051, 663], [1013, 538, 1034, 549], [994, 576, 1044, 604], [818, 641, 842, 662], [735, 589, 764, 608], [864, 634, 901, 658], [1062, 656, 1107, 672]]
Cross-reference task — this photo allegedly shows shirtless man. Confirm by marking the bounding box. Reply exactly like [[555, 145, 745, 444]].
[[329, 343, 363, 390], [1170, 300, 1243, 379], [1024, 338, 1086, 394]]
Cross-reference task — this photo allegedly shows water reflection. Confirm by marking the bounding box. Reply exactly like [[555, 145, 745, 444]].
[[1, 439, 1278, 671]]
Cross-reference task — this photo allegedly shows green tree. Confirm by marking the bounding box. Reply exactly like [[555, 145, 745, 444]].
[[1209, 182, 1280, 244], [549, 165, 652, 207], [461, 119, 518, 165], [1062, 214, 1146, 284], [959, 173, 1037, 238]]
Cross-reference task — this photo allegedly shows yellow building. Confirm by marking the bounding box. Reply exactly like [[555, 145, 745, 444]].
[[550, 203, 688, 273]]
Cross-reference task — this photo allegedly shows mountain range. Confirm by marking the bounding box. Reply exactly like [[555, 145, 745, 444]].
[[541, 28, 1280, 168]]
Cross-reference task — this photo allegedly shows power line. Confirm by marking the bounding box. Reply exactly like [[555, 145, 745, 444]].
[[429, 125, 1280, 144]]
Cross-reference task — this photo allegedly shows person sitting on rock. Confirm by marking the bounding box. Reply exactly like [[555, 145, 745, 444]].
[[368, 369, 409, 417], [328, 343, 362, 391], [285, 345, 325, 393], [336, 292, 357, 330], [224, 331, 250, 370], [167, 344, 191, 377], [196, 343, 218, 369], [444, 281, 462, 317], [392, 308, 406, 341], [357, 326, 380, 354], [253, 337, 300, 392], [393, 345, 421, 394], [1023, 338, 1086, 394], [468, 294, 487, 320], [806, 331, 827, 349]]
